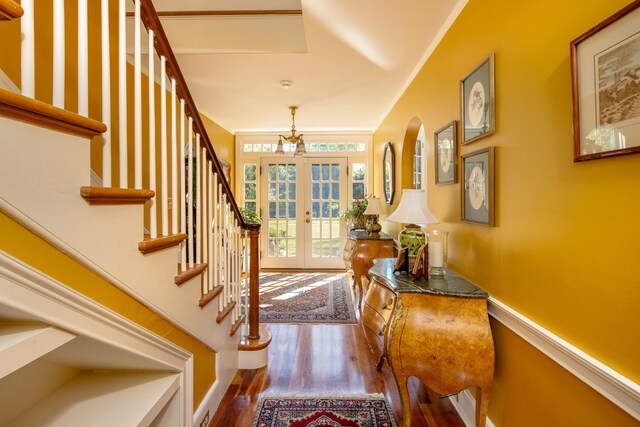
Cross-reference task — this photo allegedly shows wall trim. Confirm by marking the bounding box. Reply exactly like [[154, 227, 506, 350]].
[[0, 67, 19, 93], [488, 297, 640, 421], [449, 389, 495, 427], [0, 250, 194, 425]]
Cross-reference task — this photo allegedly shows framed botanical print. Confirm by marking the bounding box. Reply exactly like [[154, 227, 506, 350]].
[[461, 147, 495, 226], [461, 53, 495, 144], [434, 121, 457, 185], [383, 142, 395, 204], [571, 1, 640, 161]]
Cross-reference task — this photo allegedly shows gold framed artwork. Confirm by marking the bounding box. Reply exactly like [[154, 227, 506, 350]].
[[461, 147, 495, 226], [570, 1, 640, 161], [460, 53, 495, 144], [434, 121, 457, 185]]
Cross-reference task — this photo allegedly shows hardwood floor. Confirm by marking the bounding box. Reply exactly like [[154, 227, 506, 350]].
[[210, 314, 466, 426]]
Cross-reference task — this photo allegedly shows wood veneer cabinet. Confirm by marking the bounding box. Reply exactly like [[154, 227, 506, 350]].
[[343, 230, 395, 307], [363, 258, 494, 427]]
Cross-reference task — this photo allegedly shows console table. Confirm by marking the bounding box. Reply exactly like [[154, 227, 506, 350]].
[[343, 230, 395, 308], [363, 258, 494, 427]]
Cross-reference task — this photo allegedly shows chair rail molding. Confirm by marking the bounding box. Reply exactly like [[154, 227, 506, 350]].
[[488, 297, 640, 421]]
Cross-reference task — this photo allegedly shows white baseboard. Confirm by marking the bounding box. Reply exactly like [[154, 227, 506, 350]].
[[449, 389, 495, 427], [192, 380, 221, 427]]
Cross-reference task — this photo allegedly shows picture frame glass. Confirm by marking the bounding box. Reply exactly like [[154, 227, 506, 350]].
[[435, 121, 457, 185], [572, 4, 640, 161], [461, 54, 495, 144], [462, 148, 494, 226]]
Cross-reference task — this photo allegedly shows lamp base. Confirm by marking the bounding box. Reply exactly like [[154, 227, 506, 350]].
[[367, 215, 382, 237], [398, 224, 426, 256]]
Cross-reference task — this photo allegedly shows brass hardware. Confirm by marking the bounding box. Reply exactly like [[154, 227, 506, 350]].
[[382, 298, 394, 310], [306, 211, 310, 215], [306, 219, 310, 223]]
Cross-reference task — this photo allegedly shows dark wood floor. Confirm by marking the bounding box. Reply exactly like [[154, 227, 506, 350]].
[[210, 308, 466, 426]]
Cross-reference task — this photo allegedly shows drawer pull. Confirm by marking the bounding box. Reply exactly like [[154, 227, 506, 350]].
[[378, 326, 386, 336], [382, 298, 394, 310]]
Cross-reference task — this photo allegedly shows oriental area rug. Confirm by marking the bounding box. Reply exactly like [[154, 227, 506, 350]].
[[258, 273, 357, 324], [251, 393, 397, 427]]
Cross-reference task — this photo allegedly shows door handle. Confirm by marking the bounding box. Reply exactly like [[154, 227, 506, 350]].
[[306, 211, 310, 215], [306, 219, 310, 223]]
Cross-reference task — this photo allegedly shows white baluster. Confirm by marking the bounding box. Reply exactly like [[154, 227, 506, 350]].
[[20, 0, 34, 98], [101, 0, 111, 187], [195, 134, 201, 265], [187, 118, 194, 268], [148, 31, 157, 238], [78, 0, 88, 117], [179, 100, 186, 271], [118, 0, 127, 188], [52, 0, 65, 108], [201, 148, 208, 296], [160, 57, 168, 236], [208, 161, 214, 293], [171, 79, 178, 235], [134, 0, 142, 189]]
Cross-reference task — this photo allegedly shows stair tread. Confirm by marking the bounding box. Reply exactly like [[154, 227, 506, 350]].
[[81, 186, 155, 205], [0, 88, 106, 138], [5, 372, 180, 427], [138, 233, 187, 254]]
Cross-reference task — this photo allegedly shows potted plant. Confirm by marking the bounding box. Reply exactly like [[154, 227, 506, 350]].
[[341, 199, 369, 230], [239, 207, 262, 224]]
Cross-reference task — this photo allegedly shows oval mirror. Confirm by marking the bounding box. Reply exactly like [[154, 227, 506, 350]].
[[383, 142, 395, 204]]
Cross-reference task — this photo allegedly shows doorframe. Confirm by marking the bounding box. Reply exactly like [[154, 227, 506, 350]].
[[235, 132, 373, 268]]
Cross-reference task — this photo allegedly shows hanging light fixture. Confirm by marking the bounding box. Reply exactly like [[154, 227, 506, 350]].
[[276, 106, 306, 156]]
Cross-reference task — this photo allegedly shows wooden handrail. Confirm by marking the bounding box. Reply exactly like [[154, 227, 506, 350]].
[[136, 0, 246, 229], [0, 0, 23, 21]]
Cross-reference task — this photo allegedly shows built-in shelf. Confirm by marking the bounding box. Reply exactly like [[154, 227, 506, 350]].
[[0, 323, 76, 380], [5, 372, 181, 426]]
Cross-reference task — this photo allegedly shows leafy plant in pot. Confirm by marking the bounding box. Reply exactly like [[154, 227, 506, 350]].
[[341, 199, 369, 230]]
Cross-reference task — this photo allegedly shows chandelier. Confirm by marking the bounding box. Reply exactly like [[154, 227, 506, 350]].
[[276, 106, 306, 156]]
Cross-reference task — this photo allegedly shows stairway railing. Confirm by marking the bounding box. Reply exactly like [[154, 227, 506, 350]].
[[13, 0, 262, 340]]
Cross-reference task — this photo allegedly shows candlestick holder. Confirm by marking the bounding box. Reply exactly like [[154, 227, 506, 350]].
[[427, 230, 448, 276]]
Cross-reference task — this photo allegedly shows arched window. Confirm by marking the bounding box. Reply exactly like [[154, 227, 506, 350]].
[[413, 125, 426, 189]]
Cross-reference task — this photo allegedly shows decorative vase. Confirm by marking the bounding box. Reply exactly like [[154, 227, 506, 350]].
[[398, 224, 425, 256], [352, 217, 367, 230]]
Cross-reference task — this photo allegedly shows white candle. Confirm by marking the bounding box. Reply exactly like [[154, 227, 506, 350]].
[[429, 242, 444, 268]]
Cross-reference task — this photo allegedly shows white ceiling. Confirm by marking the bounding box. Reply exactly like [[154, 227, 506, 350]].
[[148, 0, 466, 133]]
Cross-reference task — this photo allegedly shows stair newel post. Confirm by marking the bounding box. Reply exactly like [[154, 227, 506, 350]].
[[247, 224, 261, 340]]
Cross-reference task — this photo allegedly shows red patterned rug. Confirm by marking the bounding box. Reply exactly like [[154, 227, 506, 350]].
[[259, 273, 357, 324], [252, 393, 397, 427]]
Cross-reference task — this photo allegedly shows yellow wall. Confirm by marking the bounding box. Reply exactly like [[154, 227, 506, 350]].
[[200, 113, 236, 190], [0, 212, 215, 410], [374, 0, 639, 424]]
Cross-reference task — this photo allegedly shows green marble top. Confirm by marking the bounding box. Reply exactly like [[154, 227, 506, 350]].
[[369, 258, 489, 298], [348, 230, 394, 241]]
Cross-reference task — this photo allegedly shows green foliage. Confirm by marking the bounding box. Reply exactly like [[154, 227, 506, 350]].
[[341, 199, 368, 221], [239, 207, 262, 224]]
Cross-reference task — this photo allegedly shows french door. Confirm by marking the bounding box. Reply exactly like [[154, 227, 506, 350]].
[[260, 157, 348, 269]]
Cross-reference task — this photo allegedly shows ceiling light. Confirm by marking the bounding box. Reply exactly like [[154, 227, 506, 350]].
[[280, 80, 293, 89], [276, 106, 306, 156]]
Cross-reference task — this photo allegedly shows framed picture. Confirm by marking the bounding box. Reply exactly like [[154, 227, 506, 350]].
[[434, 121, 458, 185], [220, 160, 231, 182], [461, 147, 495, 226], [570, 2, 640, 162], [460, 53, 495, 144]]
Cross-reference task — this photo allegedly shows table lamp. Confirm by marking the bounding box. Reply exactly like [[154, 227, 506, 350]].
[[386, 189, 439, 258], [363, 196, 385, 237]]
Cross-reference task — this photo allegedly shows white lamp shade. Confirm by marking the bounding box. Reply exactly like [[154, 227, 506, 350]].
[[363, 197, 385, 215], [386, 189, 439, 225]]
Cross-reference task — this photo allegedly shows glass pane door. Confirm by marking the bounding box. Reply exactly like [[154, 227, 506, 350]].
[[304, 158, 347, 269], [260, 157, 347, 269]]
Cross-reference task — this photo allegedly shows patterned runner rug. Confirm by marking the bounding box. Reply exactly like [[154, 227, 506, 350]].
[[252, 393, 397, 427], [259, 273, 357, 324]]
